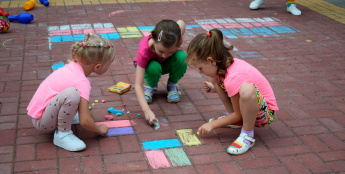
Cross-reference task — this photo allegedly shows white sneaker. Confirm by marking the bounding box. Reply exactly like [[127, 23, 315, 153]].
[[72, 112, 79, 124], [53, 130, 86, 151], [250, 0, 266, 10], [287, 4, 301, 16]]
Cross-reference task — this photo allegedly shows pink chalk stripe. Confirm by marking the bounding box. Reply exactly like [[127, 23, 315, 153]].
[[95, 120, 131, 128], [222, 23, 243, 29], [49, 30, 71, 36], [145, 150, 171, 169], [94, 28, 117, 33]]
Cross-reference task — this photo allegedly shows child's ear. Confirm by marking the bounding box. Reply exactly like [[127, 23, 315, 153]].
[[206, 57, 217, 65], [93, 63, 102, 72]]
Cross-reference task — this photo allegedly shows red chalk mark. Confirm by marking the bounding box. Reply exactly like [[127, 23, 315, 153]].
[[95, 120, 131, 128], [145, 150, 171, 169], [105, 115, 114, 120], [109, 10, 125, 17]]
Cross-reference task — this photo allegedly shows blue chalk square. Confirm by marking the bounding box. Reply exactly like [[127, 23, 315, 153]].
[[73, 34, 85, 41], [50, 36, 62, 42], [235, 51, 263, 59], [268, 26, 299, 34], [107, 33, 120, 40], [142, 139, 182, 150], [99, 33, 109, 39], [250, 27, 276, 35], [61, 35, 74, 42]]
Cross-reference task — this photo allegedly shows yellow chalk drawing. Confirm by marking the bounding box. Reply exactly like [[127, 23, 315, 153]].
[[176, 129, 201, 146], [117, 27, 143, 38]]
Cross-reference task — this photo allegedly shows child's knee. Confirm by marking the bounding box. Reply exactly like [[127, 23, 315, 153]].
[[64, 88, 81, 103], [146, 61, 162, 76], [239, 83, 256, 101], [172, 51, 187, 61]]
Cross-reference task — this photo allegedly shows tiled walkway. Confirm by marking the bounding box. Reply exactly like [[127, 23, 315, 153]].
[[0, 0, 345, 173]]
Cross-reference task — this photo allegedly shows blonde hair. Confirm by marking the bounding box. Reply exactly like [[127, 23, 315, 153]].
[[186, 28, 234, 77], [71, 33, 115, 69]]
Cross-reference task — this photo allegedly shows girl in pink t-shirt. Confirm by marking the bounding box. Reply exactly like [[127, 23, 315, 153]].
[[186, 28, 279, 155], [134, 20, 187, 125], [27, 33, 115, 152]]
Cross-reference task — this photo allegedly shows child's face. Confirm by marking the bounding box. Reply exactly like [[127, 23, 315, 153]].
[[190, 58, 218, 78], [153, 42, 177, 58]]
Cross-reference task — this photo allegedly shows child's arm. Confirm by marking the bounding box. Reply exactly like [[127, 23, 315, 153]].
[[134, 66, 158, 125], [176, 20, 186, 36], [198, 94, 242, 135], [211, 78, 234, 113], [78, 98, 109, 135]]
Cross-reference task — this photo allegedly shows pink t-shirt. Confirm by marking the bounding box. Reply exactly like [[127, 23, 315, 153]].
[[27, 62, 91, 119], [133, 35, 165, 68], [223, 58, 279, 111]]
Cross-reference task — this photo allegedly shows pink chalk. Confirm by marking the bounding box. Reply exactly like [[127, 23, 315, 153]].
[[105, 115, 114, 120], [123, 103, 126, 106], [145, 150, 171, 169], [102, 100, 105, 103], [95, 120, 131, 128], [122, 109, 125, 111]]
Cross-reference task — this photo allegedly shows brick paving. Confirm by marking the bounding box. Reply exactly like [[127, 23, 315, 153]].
[[1, 0, 345, 173]]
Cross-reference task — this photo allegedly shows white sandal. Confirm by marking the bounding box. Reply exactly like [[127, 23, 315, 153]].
[[144, 85, 157, 104], [227, 133, 255, 155], [167, 83, 181, 103]]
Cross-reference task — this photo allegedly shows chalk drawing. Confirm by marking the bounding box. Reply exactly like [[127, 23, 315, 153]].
[[46, 17, 300, 49], [109, 10, 125, 17], [145, 150, 171, 169], [117, 27, 142, 38], [51, 61, 65, 70], [105, 127, 135, 136], [95, 120, 131, 128], [164, 148, 191, 167], [142, 139, 182, 150], [176, 129, 201, 146], [235, 51, 263, 59]]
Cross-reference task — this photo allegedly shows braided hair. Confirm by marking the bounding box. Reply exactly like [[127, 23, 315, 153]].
[[71, 33, 115, 68]]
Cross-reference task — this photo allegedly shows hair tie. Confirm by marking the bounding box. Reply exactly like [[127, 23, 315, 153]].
[[108, 44, 111, 47], [158, 30, 163, 41], [207, 31, 211, 37], [82, 42, 86, 47]]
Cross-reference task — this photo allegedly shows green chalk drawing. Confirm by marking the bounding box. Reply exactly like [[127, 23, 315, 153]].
[[164, 148, 191, 167]]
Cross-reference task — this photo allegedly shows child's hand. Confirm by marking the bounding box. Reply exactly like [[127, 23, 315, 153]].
[[203, 81, 216, 93], [98, 124, 109, 136], [197, 122, 214, 135], [144, 110, 158, 126]]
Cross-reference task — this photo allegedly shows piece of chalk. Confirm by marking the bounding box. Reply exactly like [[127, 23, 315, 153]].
[[89, 106, 91, 110], [138, 114, 141, 116], [122, 109, 125, 111], [102, 100, 105, 103], [127, 111, 130, 114], [197, 132, 200, 135], [105, 115, 114, 120], [92, 103, 95, 106], [116, 113, 122, 116], [123, 103, 126, 106], [95, 100, 99, 103]]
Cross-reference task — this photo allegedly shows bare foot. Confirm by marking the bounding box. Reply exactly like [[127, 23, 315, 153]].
[[203, 81, 216, 93]]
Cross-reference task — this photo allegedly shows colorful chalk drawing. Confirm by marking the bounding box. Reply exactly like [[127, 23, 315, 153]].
[[176, 129, 202, 146], [236, 51, 263, 59], [141, 129, 201, 169], [46, 17, 300, 50], [95, 120, 134, 136]]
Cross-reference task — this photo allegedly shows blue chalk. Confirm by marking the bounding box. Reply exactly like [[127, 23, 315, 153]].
[[142, 139, 182, 150], [108, 107, 124, 114]]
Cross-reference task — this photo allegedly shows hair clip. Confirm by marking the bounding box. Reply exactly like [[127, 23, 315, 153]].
[[82, 42, 86, 47], [207, 31, 211, 37], [99, 42, 103, 47], [158, 30, 163, 41]]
